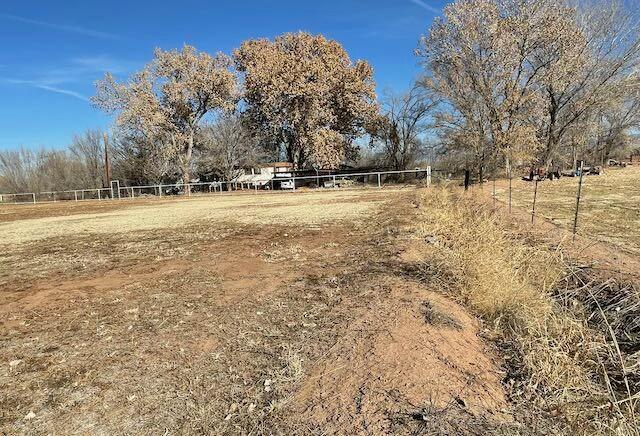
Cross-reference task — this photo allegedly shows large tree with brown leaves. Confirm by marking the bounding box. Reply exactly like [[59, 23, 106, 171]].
[[234, 32, 378, 169], [92, 45, 237, 187]]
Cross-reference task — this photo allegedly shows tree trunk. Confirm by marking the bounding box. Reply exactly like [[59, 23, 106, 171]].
[[182, 165, 191, 194], [505, 154, 511, 178], [286, 138, 302, 169], [543, 134, 557, 171], [183, 132, 195, 195]]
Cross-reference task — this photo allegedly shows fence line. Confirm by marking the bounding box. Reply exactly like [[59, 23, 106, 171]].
[[0, 167, 434, 205], [488, 162, 600, 242]]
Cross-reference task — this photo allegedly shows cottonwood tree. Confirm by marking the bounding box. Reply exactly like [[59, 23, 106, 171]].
[[234, 31, 378, 169], [418, 0, 562, 175], [420, 0, 640, 173], [374, 84, 438, 170], [92, 45, 237, 189]]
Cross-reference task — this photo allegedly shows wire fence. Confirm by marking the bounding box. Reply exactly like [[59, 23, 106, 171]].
[[3, 164, 635, 253], [487, 163, 640, 253], [0, 167, 435, 205]]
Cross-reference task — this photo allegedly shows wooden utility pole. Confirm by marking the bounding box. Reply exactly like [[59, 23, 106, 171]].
[[103, 132, 111, 187]]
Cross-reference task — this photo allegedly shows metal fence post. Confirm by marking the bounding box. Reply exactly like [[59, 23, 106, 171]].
[[531, 178, 538, 224], [426, 166, 431, 187], [32, 193, 36, 204], [377, 173, 381, 188], [98, 189, 101, 201], [131, 187, 135, 199], [508, 170, 512, 213], [333, 175, 337, 189], [572, 161, 585, 241], [292, 175, 296, 191], [74, 190, 78, 202], [492, 179, 496, 209]]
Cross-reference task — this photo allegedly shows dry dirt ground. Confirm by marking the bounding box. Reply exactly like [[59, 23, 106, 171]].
[[492, 165, 640, 255], [1, 189, 510, 435]]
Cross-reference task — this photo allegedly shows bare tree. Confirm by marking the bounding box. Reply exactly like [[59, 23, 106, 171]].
[[109, 133, 179, 185], [419, 0, 640, 172], [197, 114, 263, 186], [536, 0, 640, 168], [374, 84, 438, 170], [69, 129, 105, 188], [0, 147, 87, 193], [0, 148, 38, 193], [92, 45, 237, 190], [417, 0, 564, 174], [234, 32, 378, 169]]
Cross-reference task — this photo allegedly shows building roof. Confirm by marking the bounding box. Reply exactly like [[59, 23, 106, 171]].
[[237, 173, 274, 183], [259, 161, 294, 168]]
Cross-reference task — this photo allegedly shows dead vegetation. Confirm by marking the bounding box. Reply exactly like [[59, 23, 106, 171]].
[[2, 187, 638, 434], [1, 189, 515, 435], [420, 300, 462, 330], [410, 188, 639, 435]]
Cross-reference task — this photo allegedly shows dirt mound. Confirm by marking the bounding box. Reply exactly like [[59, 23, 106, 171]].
[[290, 279, 509, 434]]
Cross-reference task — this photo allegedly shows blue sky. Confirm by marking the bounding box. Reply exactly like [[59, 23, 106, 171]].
[[0, 0, 444, 150]]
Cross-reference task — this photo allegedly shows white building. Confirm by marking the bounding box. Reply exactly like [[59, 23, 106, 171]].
[[236, 162, 294, 188]]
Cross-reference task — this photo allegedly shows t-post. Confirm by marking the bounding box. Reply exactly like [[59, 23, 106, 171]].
[[508, 170, 512, 213], [531, 178, 538, 224], [572, 161, 585, 241]]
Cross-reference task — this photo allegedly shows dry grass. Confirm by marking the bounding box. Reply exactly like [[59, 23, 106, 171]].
[[412, 188, 639, 435], [3, 185, 637, 434], [0, 189, 388, 245], [1, 187, 512, 435], [493, 166, 640, 254], [0, 190, 393, 434]]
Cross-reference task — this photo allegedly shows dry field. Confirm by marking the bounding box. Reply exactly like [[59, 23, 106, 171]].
[[0, 188, 512, 435], [493, 165, 640, 254]]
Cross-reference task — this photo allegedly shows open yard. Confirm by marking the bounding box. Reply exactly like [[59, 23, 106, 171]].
[[0, 188, 510, 434], [493, 165, 640, 254]]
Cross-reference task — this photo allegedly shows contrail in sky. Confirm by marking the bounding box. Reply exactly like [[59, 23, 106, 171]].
[[0, 13, 118, 39]]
